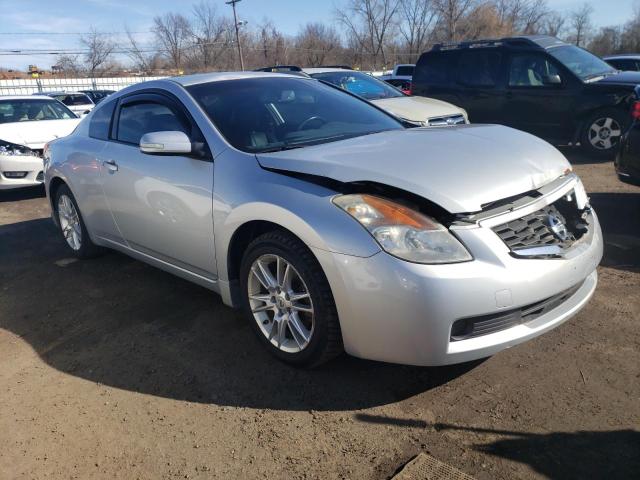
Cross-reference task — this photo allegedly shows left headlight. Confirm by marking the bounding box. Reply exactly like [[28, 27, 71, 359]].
[[0, 140, 39, 157], [333, 194, 472, 264]]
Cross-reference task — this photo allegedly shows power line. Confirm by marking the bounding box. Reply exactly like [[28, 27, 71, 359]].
[[0, 31, 149, 36]]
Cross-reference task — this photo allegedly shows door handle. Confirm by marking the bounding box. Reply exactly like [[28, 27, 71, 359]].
[[103, 159, 118, 173], [506, 91, 514, 99]]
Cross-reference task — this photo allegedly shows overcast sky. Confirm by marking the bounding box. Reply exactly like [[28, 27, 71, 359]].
[[0, 0, 636, 70]]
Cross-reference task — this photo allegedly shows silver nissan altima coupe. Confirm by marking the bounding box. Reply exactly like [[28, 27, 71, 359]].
[[44, 72, 603, 367]]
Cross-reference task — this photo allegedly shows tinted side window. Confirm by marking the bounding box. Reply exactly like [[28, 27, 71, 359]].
[[458, 51, 502, 87], [89, 99, 116, 140], [417, 53, 455, 87], [508, 53, 560, 87], [116, 102, 189, 145]]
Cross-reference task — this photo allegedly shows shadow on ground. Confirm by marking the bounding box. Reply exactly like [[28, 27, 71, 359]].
[[589, 192, 640, 272], [0, 217, 480, 411], [0, 185, 45, 203], [436, 423, 640, 480]]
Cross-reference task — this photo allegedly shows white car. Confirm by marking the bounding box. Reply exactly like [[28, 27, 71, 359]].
[[0, 96, 80, 190], [39, 92, 95, 116], [304, 68, 468, 126], [379, 63, 415, 81]]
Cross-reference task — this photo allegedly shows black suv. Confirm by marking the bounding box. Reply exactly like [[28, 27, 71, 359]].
[[413, 35, 640, 156]]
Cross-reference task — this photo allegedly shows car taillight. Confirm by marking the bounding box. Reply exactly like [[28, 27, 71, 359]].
[[632, 101, 640, 120]]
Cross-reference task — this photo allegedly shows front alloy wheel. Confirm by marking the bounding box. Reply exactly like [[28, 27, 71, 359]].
[[248, 254, 314, 353], [240, 230, 342, 367]]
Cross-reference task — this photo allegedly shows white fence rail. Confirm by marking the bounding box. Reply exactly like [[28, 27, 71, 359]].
[[0, 76, 167, 96]]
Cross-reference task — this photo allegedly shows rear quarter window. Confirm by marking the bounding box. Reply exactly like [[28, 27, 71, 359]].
[[414, 52, 456, 87], [88, 99, 116, 140]]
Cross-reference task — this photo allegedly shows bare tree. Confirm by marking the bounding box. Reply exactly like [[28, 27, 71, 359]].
[[189, 1, 232, 70], [153, 12, 191, 70], [570, 2, 593, 47], [125, 27, 156, 73], [434, 0, 477, 42], [53, 54, 82, 76], [589, 26, 622, 56], [544, 10, 566, 37], [255, 20, 289, 66], [295, 22, 341, 66], [398, 0, 438, 58], [80, 28, 115, 76], [336, 0, 400, 69]]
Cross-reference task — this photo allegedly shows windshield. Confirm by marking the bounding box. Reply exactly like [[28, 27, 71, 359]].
[[0, 99, 76, 123], [187, 77, 403, 153], [310, 71, 404, 100], [549, 45, 617, 81]]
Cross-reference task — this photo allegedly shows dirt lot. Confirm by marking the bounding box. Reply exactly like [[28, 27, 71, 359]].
[[0, 152, 638, 480]]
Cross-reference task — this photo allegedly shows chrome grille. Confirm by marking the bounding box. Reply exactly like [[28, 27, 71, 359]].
[[427, 114, 466, 126], [491, 193, 589, 256]]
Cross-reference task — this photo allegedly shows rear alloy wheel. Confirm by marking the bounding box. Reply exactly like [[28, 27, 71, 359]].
[[58, 194, 82, 251], [581, 109, 627, 158], [240, 231, 342, 367], [54, 184, 103, 259]]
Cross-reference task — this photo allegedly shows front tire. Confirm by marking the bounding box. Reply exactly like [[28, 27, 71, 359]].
[[580, 108, 627, 158], [54, 184, 103, 258], [239, 230, 343, 367]]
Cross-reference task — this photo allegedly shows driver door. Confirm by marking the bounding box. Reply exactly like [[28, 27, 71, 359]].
[[503, 52, 576, 142], [99, 93, 216, 279]]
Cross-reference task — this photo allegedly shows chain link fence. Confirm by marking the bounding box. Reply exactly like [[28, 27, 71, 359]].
[[0, 76, 167, 96]]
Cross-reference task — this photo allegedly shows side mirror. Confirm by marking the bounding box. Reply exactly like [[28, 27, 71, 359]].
[[140, 131, 192, 155], [543, 74, 562, 86]]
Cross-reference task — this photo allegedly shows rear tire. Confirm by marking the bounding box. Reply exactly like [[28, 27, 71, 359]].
[[239, 230, 343, 367], [580, 108, 628, 158], [53, 184, 103, 259]]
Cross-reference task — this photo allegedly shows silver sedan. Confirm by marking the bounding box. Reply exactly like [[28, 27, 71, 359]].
[[44, 72, 603, 367]]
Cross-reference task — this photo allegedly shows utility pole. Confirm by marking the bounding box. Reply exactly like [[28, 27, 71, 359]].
[[226, 0, 245, 71]]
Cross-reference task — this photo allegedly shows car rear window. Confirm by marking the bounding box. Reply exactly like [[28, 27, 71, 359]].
[[56, 94, 93, 106], [395, 66, 414, 76]]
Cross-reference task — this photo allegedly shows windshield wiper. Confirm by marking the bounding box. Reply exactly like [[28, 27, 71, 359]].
[[256, 144, 304, 153]]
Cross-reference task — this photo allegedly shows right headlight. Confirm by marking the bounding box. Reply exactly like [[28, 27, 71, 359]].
[[0, 140, 39, 157], [333, 194, 472, 264]]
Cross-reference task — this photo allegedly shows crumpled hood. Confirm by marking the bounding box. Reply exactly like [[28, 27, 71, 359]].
[[0, 118, 80, 150], [256, 125, 571, 213], [371, 96, 465, 122]]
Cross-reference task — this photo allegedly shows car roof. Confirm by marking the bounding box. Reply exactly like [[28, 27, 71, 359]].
[[604, 54, 640, 60], [170, 71, 305, 87], [432, 35, 567, 52], [0, 95, 59, 101], [303, 67, 356, 74]]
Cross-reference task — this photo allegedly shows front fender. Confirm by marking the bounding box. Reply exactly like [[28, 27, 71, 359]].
[[212, 151, 381, 289]]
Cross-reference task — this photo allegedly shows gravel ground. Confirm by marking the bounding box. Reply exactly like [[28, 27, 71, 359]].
[[0, 151, 638, 479]]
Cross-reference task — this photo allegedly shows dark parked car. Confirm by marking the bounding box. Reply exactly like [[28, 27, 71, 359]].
[[604, 55, 640, 72], [413, 35, 640, 156], [615, 85, 640, 183], [385, 78, 412, 95], [253, 66, 309, 77], [79, 89, 115, 104]]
